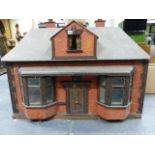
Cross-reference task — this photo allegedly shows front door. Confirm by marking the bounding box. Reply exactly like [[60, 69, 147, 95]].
[[69, 85, 85, 113], [63, 82, 90, 114]]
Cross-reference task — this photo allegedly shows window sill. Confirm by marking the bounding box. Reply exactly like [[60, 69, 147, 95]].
[[97, 101, 131, 108], [22, 101, 57, 109], [57, 101, 66, 105], [66, 49, 83, 53]]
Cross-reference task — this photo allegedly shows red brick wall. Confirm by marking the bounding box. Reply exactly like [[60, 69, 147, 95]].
[[10, 60, 146, 120], [45, 22, 55, 28], [24, 105, 57, 120], [95, 21, 106, 27], [130, 63, 144, 113], [97, 105, 130, 120], [52, 22, 95, 58], [12, 65, 24, 112], [55, 76, 98, 114], [83, 76, 97, 113]]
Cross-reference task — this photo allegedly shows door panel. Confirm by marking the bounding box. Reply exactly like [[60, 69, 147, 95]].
[[63, 81, 90, 114], [69, 87, 84, 113]]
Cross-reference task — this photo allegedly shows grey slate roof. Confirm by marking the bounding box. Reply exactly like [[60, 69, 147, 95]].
[[1, 27, 150, 62], [19, 66, 134, 76]]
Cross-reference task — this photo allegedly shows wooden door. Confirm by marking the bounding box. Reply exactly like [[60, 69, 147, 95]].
[[69, 86, 85, 113], [63, 82, 90, 114]]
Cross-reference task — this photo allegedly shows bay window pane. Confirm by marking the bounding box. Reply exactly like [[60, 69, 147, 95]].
[[46, 86, 54, 103], [46, 77, 52, 85], [111, 77, 124, 86], [28, 78, 41, 105], [28, 87, 41, 105], [111, 88, 124, 105], [46, 77, 54, 104], [99, 87, 105, 103], [100, 77, 106, 86], [28, 78, 40, 86]]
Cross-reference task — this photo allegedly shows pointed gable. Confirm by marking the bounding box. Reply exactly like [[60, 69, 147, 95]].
[[51, 21, 98, 60]]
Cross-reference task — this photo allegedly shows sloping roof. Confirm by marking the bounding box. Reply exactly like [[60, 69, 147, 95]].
[[1, 27, 149, 62], [93, 27, 150, 60]]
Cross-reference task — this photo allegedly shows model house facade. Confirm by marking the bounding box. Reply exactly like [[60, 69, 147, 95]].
[[2, 20, 149, 120]]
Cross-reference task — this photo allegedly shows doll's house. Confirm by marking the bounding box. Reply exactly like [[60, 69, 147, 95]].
[[2, 20, 149, 120]]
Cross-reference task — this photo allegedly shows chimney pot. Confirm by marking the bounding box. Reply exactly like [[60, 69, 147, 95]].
[[95, 19, 106, 27], [45, 19, 56, 28]]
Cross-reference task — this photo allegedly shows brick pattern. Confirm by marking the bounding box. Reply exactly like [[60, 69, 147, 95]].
[[52, 22, 96, 58], [12, 64, 24, 113], [57, 105, 66, 113], [23, 105, 57, 120], [45, 22, 56, 28], [130, 62, 144, 113], [95, 20, 106, 27], [7, 66, 19, 113], [97, 104, 130, 120]]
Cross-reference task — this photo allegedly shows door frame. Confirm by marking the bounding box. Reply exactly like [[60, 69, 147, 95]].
[[62, 81, 90, 114]]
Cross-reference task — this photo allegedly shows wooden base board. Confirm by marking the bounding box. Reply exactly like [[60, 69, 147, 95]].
[[128, 113, 142, 119], [12, 112, 142, 120]]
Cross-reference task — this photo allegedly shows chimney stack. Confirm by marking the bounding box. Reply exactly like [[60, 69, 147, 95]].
[[45, 19, 56, 28], [95, 19, 106, 27]]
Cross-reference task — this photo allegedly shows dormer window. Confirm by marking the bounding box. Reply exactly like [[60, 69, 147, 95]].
[[67, 25, 82, 52], [51, 21, 97, 59]]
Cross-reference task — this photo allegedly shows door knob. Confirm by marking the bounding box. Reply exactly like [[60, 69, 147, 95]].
[[75, 101, 78, 104]]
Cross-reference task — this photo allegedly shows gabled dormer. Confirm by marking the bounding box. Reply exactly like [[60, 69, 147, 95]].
[[51, 21, 98, 60]]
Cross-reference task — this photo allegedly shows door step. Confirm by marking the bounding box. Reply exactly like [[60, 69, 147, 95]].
[[54, 114, 99, 120]]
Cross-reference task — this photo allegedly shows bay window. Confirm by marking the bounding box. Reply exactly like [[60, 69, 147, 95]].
[[99, 76, 132, 107], [22, 77, 55, 107]]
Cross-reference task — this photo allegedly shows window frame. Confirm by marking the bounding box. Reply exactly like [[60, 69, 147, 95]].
[[21, 76, 56, 108], [28, 77, 41, 106], [98, 75, 132, 108]]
